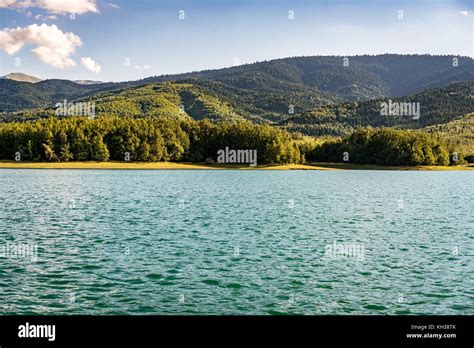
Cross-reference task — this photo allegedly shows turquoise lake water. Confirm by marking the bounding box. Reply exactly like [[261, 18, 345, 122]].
[[0, 169, 473, 315]]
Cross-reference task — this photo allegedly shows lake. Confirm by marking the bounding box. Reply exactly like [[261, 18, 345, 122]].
[[0, 169, 472, 315]]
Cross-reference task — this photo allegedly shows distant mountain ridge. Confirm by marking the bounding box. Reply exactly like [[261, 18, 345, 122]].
[[1, 54, 473, 117], [2, 72, 42, 83], [142, 54, 473, 99], [1, 73, 103, 86], [74, 80, 105, 85]]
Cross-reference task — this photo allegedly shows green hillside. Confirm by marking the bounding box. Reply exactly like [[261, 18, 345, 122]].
[[2, 81, 472, 139], [0, 82, 246, 123], [281, 82, 474, 136], [1, 54, 472, 114], [423, 112, 474, 158], [0, 79, 94, 112]]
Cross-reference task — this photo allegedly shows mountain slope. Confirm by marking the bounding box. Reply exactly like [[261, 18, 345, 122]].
[[1, 54, 472, 114], [93, 82, 244, 121], [0, 82, 246, 123], [281, 81, 474, 136], [3, 80, 472, 139], [0, 79, 96, 112], [144, 54, 473, 100], [423, 112, 474, 157]]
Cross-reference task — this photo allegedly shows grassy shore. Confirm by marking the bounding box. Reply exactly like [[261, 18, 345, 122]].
[[0, 161, 473, 170], [308, 162, 474, 171]]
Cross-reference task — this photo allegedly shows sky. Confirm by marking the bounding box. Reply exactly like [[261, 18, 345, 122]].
[[0, 0, 473, 82]]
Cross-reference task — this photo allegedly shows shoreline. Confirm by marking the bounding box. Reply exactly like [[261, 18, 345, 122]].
[[0, 161, 472, 171]]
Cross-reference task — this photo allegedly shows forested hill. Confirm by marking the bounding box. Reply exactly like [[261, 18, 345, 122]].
[[281, 82, 474, 136], [0, 83, 247, 123], [146, 54, 473, 100], [1, 54, 472, 113], [3, 80, 472, 140], [0, 79, 94, 112]]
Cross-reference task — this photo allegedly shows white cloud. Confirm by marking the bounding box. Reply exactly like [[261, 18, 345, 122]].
[[0, 24, 82, 69], [0, 0, 19, 7], [81, 57, 101, 73], [0, 0, 98, 15], [459, 10, 470, 16], [134, 64, 151, 70], [108, 2, 119, 9], [35, 14, 58, 20]]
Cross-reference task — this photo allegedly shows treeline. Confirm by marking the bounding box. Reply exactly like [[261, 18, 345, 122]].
[[0, 116, 468, 166], [0, 116, 303, 164], [307, 128, 467, 166]]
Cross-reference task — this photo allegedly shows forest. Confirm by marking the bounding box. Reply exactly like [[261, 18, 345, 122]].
[[307, 127, 466, 166], [0, 117, 302, 164], [0, 116, 469, 166]]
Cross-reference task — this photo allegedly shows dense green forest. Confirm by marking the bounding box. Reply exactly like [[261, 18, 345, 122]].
[[423, 112, 474, 162], [0, 117, 302, 164], [0, 116, 470, 166], [307, 128, 466, 166]]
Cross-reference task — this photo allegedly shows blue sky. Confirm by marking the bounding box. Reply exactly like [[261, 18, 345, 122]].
[[0, 0, 472, 82]]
